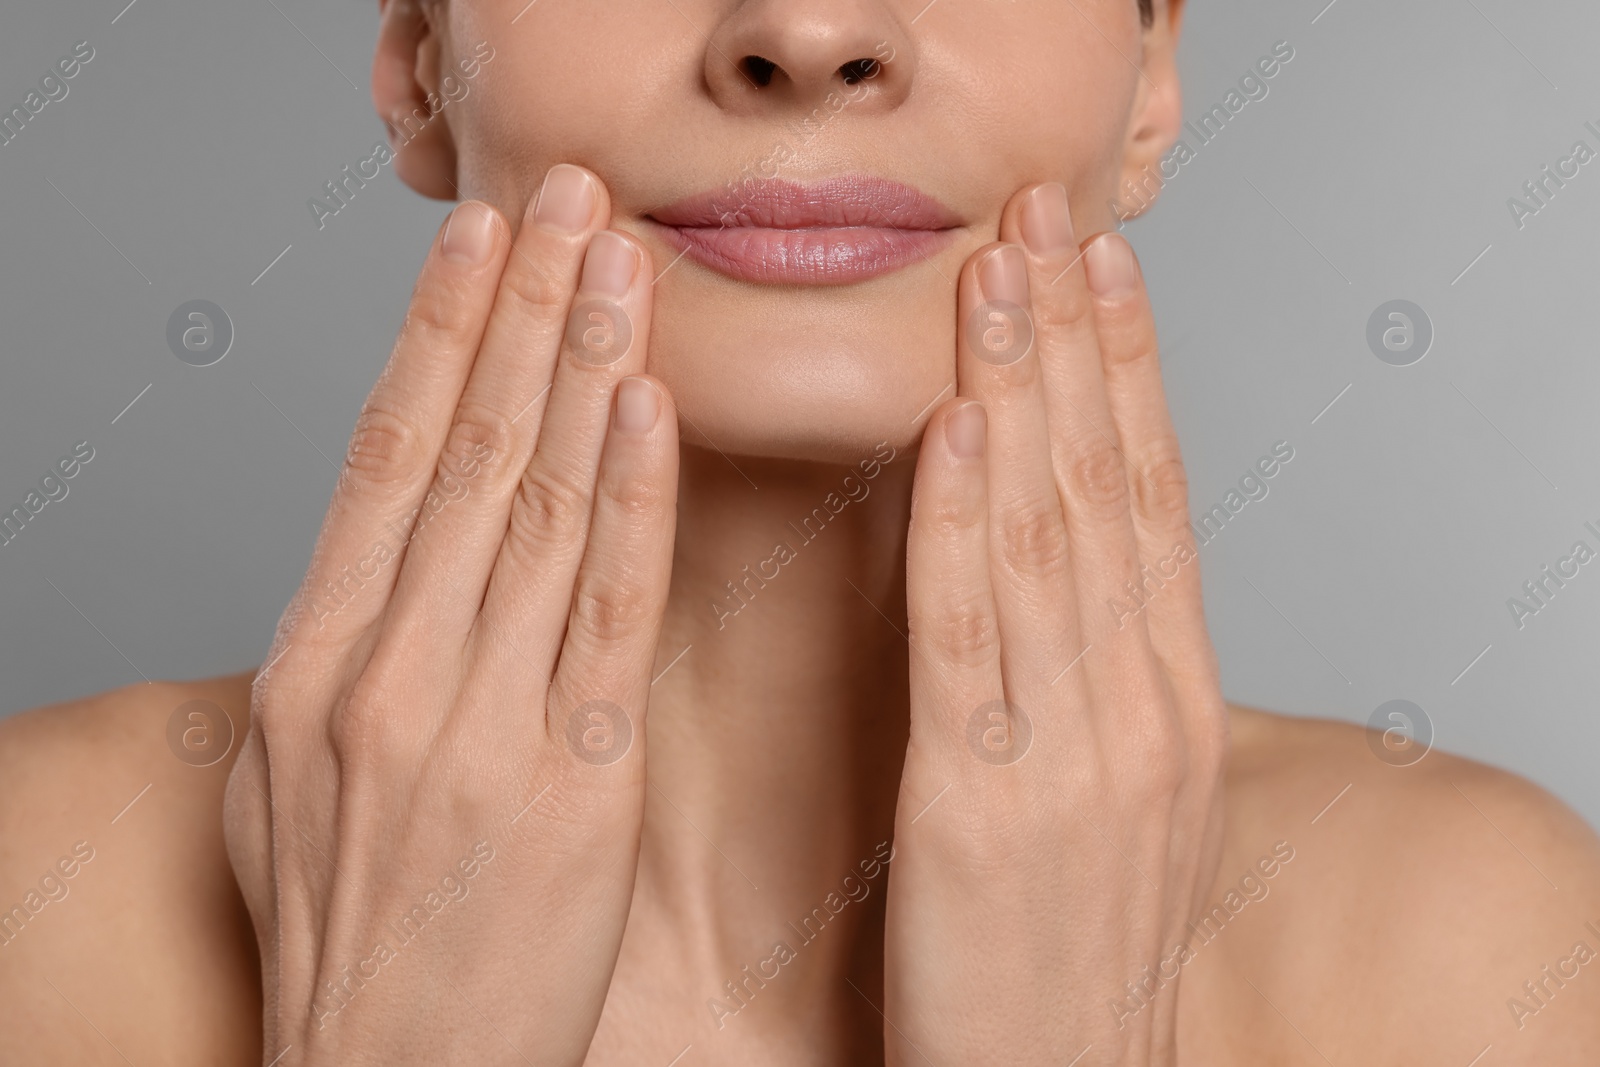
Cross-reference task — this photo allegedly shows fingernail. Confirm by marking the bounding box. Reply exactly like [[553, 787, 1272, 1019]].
[[978, 245, 1028, 305], [582, 231, 638, 299], [1020, 183, 1074, 256], [532, 164, 596, 235], [615, 377, 659, 433], [1084, 234, 1138, 298], [442, 201, 497, 264], [944, 401, 986, 459]]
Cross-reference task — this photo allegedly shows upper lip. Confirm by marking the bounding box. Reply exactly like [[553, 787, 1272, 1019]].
[[647, 175, 960, 231]]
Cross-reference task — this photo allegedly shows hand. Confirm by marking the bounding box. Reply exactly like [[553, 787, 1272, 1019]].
[[224, 165, 677, 1066], [885, 184, 1228, 1065]]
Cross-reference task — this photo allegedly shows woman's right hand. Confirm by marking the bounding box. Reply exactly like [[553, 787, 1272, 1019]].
[[223, 165, 676, 1066]]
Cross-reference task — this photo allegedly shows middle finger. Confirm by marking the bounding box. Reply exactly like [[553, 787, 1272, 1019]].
[[956, 240, 1078, 696], [385, 164, 608, 641], [999, 185, 1161, 703]]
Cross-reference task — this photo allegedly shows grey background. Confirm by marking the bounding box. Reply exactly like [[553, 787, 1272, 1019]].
[[2, 0, 1596, 824]]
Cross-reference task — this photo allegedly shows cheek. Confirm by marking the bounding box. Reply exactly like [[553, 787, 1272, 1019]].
[[1006, 27, 1143, 229], [446, 2, 686, 206]]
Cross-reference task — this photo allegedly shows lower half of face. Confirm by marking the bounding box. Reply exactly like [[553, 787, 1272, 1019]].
[[443, 0, 1143, 463]]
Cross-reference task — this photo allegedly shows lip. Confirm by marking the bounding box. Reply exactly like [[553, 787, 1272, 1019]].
[[645, 175, 960, 285]]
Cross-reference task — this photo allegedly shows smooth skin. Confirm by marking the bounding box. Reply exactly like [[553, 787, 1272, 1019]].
[[227, 173, 678, 1064], [885, 193, 1230, 1065], [3, 174, 1599, 1066], [5, 0, 1600, 1064]]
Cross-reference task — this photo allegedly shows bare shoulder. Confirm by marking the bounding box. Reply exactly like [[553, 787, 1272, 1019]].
[[1183, 705, 1600, 1065], [0, 673, 260, 1065]]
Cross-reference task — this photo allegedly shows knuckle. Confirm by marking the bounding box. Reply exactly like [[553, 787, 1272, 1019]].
[[915, 487, 983, 542], [401, 274, 478, 342], [442, 406, 516, 483], [344, 403, 428, 493], [1032, 285, 1095, 334], [500, 256, 573, 317], [328, 676, 428, 775], [1103, 332, 1158, 371], [510, 465, 592, 551], [601, 469, 666, 520], [1069, 443, 1131, 516], [916, 595, 1000, 668], [997, 501, 1070, 578], [1134, 446, 1190, 522], [570, 569, 657, 646]]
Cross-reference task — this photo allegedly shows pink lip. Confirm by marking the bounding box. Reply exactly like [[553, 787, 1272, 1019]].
[[645, 176, 960, 285]]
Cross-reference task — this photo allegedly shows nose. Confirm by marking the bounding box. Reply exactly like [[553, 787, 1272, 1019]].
[[703, 0, 915, 115]]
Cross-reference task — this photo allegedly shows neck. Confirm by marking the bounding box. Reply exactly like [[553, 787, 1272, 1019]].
[[632, 440, 914, 1036]]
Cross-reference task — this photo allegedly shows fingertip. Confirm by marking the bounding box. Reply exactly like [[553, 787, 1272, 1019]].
[[977, 244, 1029, 307], [582, 230, 642, 300], [613, 376, 660, 434], [1019, 182, 1075, 258], [441, 200, 505, 266], [529, 163, 605, 236], [1083, 232, 1140, 300], [943, 399, 987, 461]]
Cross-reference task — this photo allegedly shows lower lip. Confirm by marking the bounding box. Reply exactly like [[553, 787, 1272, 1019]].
[[648, 222, 956, 285]]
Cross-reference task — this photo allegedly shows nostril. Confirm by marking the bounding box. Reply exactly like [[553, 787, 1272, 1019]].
[[741, 55, 777, 87], [838, 58, 880, 85]]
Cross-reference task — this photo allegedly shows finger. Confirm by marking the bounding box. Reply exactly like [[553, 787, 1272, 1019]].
[[904, 399, 1006, 776], [1082, 233, 1228, 1067], [479, 228, 655, 685], [1001, 185, 1155, 675], [385, 165, 609, 642], [539, 375, 678, 779], [955, 242, 1079, 693], [1084, 233, 1216, 689], [294, 200, 510, 646]]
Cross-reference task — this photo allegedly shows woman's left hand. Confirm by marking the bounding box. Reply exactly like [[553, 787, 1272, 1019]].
[[884, 183, 1229, 1066]]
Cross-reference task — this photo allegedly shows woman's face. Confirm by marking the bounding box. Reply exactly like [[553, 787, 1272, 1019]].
[[382, 0, 1182, 463]]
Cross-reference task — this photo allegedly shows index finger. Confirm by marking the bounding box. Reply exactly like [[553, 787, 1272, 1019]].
[[293, 200, 511, 646]]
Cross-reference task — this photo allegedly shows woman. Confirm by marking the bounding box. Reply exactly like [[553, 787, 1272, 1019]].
[[2, 0, 1597, 1062]]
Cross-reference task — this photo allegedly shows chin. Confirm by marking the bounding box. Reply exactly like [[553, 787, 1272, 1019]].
[[635, 231, 976, 467]]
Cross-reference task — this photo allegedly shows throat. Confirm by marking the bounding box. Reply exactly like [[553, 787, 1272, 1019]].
[[599, 443, 914, 1061]]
